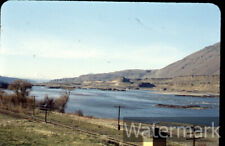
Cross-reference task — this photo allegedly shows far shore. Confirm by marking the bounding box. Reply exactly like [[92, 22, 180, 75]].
[[35, 84, 219, 98], [150, 90, 219, 98], [33, 84, 220, 98]]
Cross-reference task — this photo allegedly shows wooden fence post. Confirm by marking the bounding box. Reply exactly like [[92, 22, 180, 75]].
[[33, 96, 35, 116]]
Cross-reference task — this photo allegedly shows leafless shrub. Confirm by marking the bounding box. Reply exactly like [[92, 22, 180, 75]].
[[0, 90, 3, 105], [38, 94, 69, 113], [54, 95, 69, 113], [0, 80, 34, 112], [0, 93, 34, 110], [7, 80, 32, 108], [39, 95, 55, 110], [8, 80, 32, 98], [74, 110, 84, 116]]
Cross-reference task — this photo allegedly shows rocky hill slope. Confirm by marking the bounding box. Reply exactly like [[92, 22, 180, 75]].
[[155, 42, 220, 78]]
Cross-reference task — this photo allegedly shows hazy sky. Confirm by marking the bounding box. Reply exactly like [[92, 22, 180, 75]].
[[0, 1, 221, 80]]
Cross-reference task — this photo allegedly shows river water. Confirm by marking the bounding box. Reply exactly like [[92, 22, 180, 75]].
[[29, 86, 219, 123]]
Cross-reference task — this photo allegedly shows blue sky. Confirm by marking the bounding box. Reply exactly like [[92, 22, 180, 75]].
[[0, 1, 221, 80]]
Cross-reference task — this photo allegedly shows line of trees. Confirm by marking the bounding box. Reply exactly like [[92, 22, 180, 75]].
[[0, 80, 33, 110], [8, 80, 33, 108], [0, 80, 70, 113]]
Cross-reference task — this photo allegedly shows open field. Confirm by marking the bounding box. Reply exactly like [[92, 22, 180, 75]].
[[0, 108, 140, 146], [0, 107, 219, 146], [0, 113, 114, 146]]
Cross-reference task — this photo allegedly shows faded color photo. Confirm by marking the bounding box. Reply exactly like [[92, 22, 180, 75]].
[[0, 1, 220, 146]]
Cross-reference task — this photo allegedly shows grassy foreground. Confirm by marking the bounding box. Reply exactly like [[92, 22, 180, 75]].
[[0, 109, 219, 146], [0, 113, 115, 146]]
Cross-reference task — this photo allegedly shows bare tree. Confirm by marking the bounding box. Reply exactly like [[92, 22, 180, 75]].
[[54, 95, 69, 113], [38, 87, 72, 113], [8, 80, 32, 98]]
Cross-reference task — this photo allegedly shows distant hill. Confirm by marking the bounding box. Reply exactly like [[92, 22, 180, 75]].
[[51, 42, 220, 82], [0, 76, 37, 84], [0, 76, 19, 88], [0, 76, 19, 84], [156, 42, 220, 78], [51, 69, 159, 82]]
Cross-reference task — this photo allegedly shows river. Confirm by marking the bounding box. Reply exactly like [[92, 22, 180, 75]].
[[30, 86, 219, 124]]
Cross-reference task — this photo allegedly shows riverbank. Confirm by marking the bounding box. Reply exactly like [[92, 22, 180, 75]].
[[33, 84, 220, 98], [150, 90, 219, 98], [54, 112, 220, 146], [35, 75, 220, 97], [0, 109, 219, 146]]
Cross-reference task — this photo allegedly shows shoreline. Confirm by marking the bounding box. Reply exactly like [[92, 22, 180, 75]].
[[149, 90, 219, 98], [59, 112, 219, 129], [0, 108, 219, 146], [32, 85, 220, 98]]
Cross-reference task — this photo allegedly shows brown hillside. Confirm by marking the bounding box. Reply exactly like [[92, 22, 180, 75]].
[[156, 42, 220, 78]]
